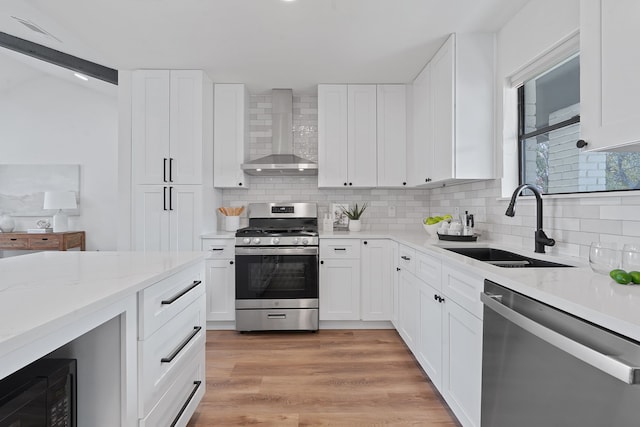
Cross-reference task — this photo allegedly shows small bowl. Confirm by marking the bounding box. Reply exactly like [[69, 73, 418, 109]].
[[423, 222, 441, 236]]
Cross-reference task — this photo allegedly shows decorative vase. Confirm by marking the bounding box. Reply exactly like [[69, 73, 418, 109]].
[[0, 214, 15, 232], [348, 219, 361, 232]]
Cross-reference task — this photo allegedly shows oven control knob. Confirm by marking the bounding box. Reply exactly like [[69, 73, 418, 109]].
[[301, 238, 309, 245], [253, 238, 261, 244], [292, 237, 299, 245], [272, 237, 280, 245], [243, 238, 251, 244]]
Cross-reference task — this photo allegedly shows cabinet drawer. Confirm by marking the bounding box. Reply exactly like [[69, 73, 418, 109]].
[[139, 295, 206, 415], [320, 239, 361, 259], [0, 236, 29, 249], [441, 263, 483, 319], [28, 235, 61, 249], [202, 238, 235, 259], [140, 348, 205, 426], [398, 245, 416, 275], [415, 250, 441, 287], [138, 264, 204, 339]]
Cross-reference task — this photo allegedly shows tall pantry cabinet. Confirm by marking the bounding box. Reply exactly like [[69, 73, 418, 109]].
[[132, 70, 218, 251]]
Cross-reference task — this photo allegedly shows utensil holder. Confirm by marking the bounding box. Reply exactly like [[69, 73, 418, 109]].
[[224, 216, 240, 232]]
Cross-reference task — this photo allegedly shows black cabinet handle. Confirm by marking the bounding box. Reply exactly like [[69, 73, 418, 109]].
[[349, 182, 353, 186], [401, 255, 411, 261], [170, 380, 202, 427], [238, 182, 243, 186], [169, 158, 174, 182], [169, 186, 174, 211], [210, 248, 224, 251], [576, 139, 588, 148], [334, 248, 346, 251], [163, 186, 168, 211], [402, 182, 406, 186], [10, 238, 17, 241], [41, 238, 48, 241], [320, 260, 324, 265], [396, 267, 401, 271], [161, 280, 202, 305], [363, 241, 368, 245], [161, 326, 202, 363], [163, 158, 168, 182], [230, 261, 234, 265], [434, 294, 438, 301], [344, 182, 347, 186]]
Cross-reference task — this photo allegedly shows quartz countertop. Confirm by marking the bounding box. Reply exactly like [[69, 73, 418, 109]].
[[0, 251, 205, 361], [320, 230, 640, 342]]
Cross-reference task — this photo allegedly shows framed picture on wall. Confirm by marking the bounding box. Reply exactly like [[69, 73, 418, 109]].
[[331, 203, 349, 230]]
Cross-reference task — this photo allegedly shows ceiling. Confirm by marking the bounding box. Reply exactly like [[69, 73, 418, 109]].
[[0, 0, 530, 94]]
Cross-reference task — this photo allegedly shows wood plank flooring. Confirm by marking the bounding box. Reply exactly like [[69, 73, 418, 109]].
[[187, 329, 461, 426]]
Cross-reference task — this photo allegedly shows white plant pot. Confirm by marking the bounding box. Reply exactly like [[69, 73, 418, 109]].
[[348, 219, 361, 232]]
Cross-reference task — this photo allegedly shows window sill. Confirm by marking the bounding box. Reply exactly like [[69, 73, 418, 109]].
[[497, 188, 640, 202]]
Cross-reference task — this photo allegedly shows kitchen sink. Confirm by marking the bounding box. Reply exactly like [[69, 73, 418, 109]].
[[442, 247, 573, 268]]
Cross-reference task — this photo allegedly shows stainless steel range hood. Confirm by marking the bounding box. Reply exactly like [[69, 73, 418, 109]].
[[241, 89, 318, 176]]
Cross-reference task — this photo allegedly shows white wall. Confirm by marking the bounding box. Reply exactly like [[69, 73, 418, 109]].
[[0, 74, 118, 251]]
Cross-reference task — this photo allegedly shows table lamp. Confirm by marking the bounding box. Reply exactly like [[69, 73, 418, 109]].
[[43, 191, 77, 232]]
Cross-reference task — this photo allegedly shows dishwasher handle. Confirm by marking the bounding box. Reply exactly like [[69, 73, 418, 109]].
[[481, 292, 640, 385]]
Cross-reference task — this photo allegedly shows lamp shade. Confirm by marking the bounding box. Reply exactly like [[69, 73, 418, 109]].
[[43, 191, 77, 210]]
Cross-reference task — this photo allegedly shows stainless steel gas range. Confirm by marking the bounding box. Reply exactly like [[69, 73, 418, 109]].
[[234, 202, 319, 332]]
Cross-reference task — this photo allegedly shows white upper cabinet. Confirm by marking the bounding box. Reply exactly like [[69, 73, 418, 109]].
[[410, 34, 495, 187], [214, 84, 250, 188], [318, 84, 377, 188], [377, 85, 408, 187], [407, 62, 432, 186], [132, 70, 207, 185], [581, 0, 640, 152]]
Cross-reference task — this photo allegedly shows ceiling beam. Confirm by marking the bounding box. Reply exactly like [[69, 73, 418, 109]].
[[0, 32, 118, 85]]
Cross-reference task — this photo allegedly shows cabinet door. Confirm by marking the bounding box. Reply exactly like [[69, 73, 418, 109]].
[[319, 258, 360, 320], [318, 85, 349, 187], [430, 35, 455, 182], [408, 63, 433, 186], [377, 85, 407, 187], [169, 186, 203, 252], [417, 278, 443, 390], [581, 1, 640, 151], [348, 85, 378, 187], [169, 71, 204, 184], [205, 259, 235, 321], [397, 270, 420, 352], [134, 185, 171, 251], [132, 71, 171, 185], [442, 299, 482, 427], [360, 239, 395, 321], [214, 84, 248, 188]]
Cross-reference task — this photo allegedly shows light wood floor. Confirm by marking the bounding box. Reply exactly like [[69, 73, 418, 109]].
[[187, 329, 461, 426]]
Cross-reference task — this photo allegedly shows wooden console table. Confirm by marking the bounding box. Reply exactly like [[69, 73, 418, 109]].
[[0, 231, 85, 251]]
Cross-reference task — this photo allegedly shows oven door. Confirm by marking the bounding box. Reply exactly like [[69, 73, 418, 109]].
[[235, 246, 318, 301]]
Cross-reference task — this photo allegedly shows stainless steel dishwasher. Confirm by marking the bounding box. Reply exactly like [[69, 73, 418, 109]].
[[481, 279, 640, 427]]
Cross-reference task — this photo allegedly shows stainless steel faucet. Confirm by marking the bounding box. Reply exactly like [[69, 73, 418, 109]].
[[505, 184, 555, 253]]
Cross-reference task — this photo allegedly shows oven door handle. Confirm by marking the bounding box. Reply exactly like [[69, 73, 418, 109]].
[[481, 292, 640, 384], [235, 247, 319, 256]]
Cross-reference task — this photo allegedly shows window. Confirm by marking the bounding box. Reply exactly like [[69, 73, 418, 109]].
[[518, 54, 640, 194]]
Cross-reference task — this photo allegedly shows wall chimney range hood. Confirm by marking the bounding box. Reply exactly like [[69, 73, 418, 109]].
[[241, 89, 318, 176]]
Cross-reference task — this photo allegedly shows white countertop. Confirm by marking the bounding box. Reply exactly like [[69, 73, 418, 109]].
[[320, 230, 640, 342], [0, 251, 205, 361]]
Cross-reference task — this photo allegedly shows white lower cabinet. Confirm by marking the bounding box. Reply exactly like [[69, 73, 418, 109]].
[[395, 245, 482, 427], [320, 257, 361, 320], [360, 239, 396, 321], [137, 263, 206, 426], [442, 298, 483, 427], [202, 238, 235, 322]]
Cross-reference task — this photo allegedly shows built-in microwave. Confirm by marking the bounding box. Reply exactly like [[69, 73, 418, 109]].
[[0, 358, 76, 427]]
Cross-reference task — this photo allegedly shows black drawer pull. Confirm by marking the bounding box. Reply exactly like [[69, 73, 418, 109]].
[[161, 281, 202, 305], [169, 380, 202, 427], [334, 248, 346, 251], [401, 255, 411, 261], [10, 238, 17, 241], [210, 248, 224, 251], [161, 326, 202, 364], [41, 238, 48, 241]]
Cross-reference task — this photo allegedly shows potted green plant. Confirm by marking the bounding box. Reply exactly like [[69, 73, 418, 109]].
[[341, 202, 368, 232]]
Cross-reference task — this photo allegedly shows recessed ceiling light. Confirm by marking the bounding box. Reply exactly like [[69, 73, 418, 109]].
[[74, 73, 89, 81]]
